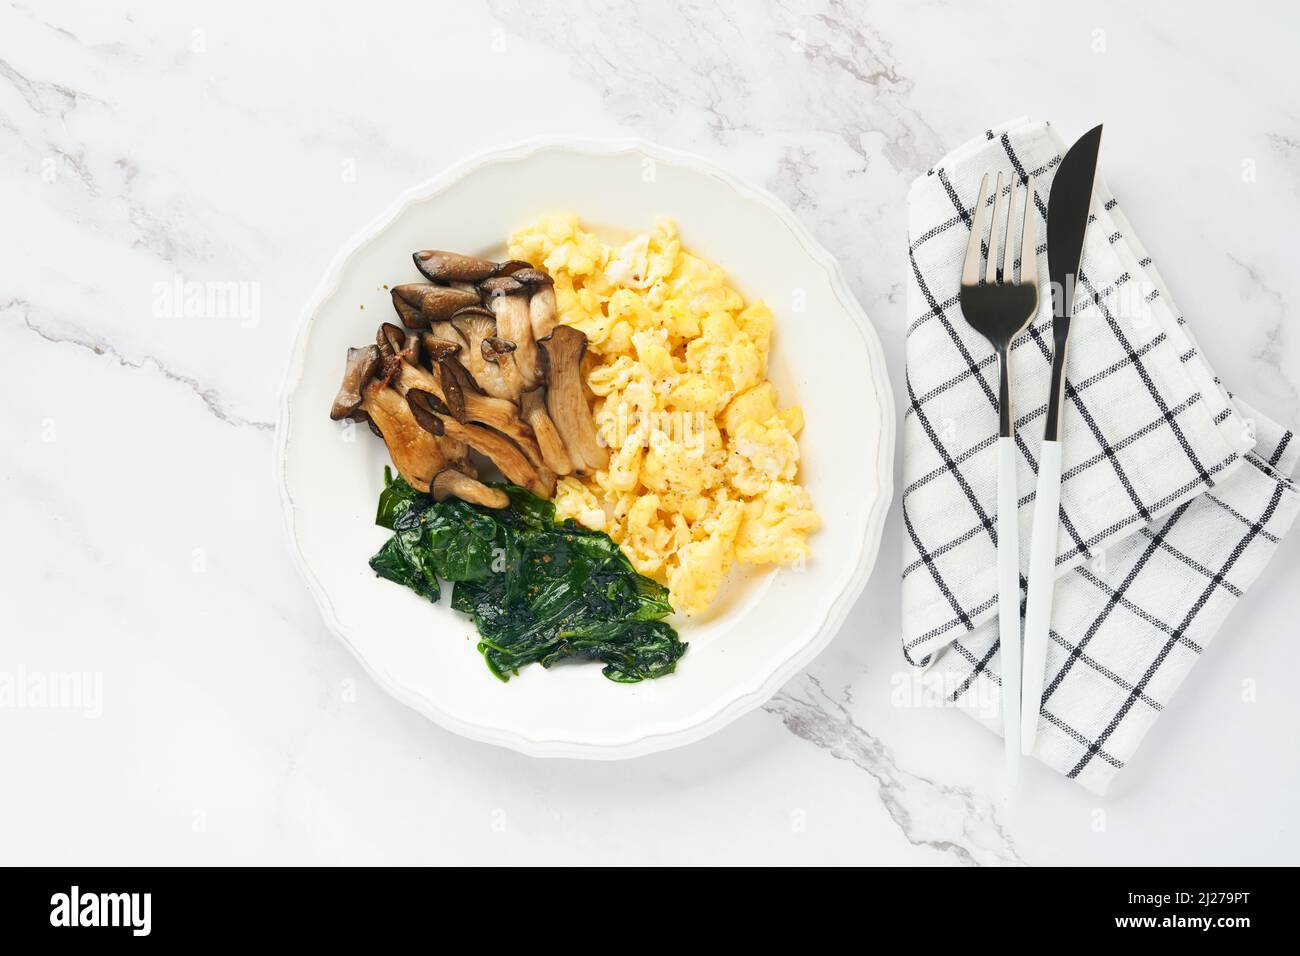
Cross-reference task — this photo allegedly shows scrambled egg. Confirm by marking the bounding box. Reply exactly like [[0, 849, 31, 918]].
[[509, 215, 819, 615]]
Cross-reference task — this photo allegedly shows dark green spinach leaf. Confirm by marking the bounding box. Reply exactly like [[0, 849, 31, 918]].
[[369, 529, 441, 603], [369, 472, 686, 683], [375, 465, 426, 530]]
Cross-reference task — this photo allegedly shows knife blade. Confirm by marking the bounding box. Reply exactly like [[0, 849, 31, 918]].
[[1021, 124, 1103, 755], [1043, 123, 1103, 441]]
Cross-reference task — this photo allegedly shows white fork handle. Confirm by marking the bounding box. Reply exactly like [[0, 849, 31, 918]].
[[1020, 438, 1062, 755], [996, 437, 1021, 782]]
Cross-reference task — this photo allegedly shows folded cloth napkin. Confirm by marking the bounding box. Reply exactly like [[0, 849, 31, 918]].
[[902, 118, 1299, 794]]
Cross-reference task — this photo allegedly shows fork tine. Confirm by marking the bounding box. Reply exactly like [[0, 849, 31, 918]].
[[1004, 175, 1019, 282], [1019, 174, 1037, 290], [985, 171, 1004, 285], [961, 173, 990, 286]]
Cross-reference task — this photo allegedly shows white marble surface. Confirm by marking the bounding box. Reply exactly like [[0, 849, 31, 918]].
[[3, 0, 1298, 865]]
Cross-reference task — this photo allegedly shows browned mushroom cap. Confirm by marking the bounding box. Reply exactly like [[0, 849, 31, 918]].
[[405, 387, 443, 435], [520, 386, 573, 476], [376, 322, 421, 381], [390, 288, 422, 327], [330, 345, 381, 420], [494, 259, 532, 277], [379, 321, 420, 359], [380, 340, 463, 428], [509, 268, 552, 291], [419, 334, 461, 362], [434, 348, 482, 398], [431, 469, 509, 509], [539, 325, 608, 473], [479, 276, 523, 298], [418, 335, 467, 422], [481, 335, 517, 358], [408, 389, 552, 498], [391, 284, 480, 328], [413, 250, 500, 283], [515, 269, 559, 340], [428, 320, 469, 352], [482, 275, 540, 388]]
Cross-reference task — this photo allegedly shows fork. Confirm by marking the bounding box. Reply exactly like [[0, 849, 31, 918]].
[[958, 171, 1039, 782]]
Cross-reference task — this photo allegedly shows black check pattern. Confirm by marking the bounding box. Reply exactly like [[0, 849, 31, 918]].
[[902, 120, 1300, 793]]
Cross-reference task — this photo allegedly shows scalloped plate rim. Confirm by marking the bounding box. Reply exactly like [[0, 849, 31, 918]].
[[274, 135, 895, 759]]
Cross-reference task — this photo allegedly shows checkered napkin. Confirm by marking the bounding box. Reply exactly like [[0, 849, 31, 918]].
[[902, 118, 1299, 793]]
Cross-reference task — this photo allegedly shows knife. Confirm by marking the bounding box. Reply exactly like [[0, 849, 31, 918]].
[[1020, 124, 1103, 755]]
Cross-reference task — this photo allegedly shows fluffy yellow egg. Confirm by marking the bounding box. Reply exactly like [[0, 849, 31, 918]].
[[508, 215, 819, 615]]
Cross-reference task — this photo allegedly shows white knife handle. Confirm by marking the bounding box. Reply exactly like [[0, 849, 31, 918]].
[[996, 436, 1022, 782], [1021, 439, 1062, 755]]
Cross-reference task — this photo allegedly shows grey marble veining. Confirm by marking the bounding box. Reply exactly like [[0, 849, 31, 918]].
[[766, 676, 1023, 866]]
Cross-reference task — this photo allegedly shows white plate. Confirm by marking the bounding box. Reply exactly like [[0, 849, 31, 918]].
[[276, 138, 894, 758]]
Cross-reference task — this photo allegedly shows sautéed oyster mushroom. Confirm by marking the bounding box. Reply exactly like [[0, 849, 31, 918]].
[[330, 252, 606, 507]]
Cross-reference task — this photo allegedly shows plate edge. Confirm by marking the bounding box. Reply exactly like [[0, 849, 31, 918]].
[[273, 135, 897, 759]]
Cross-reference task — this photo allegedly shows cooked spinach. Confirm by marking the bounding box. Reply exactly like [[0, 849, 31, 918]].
[[369, 468, 686, 683]]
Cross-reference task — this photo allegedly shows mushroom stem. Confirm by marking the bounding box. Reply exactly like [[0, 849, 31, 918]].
[[530, 285, 558, 339], [382, 337, 544, 466], [482, 276, 540, 388], [360, 377, 448, 493], [539, 326, 608, 474], [481, 335, 528, 398], [408, 389, 553, 498], [520, 387, 573, 476], [512, 269, 559, 340], [432, 469, 509, 509]]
